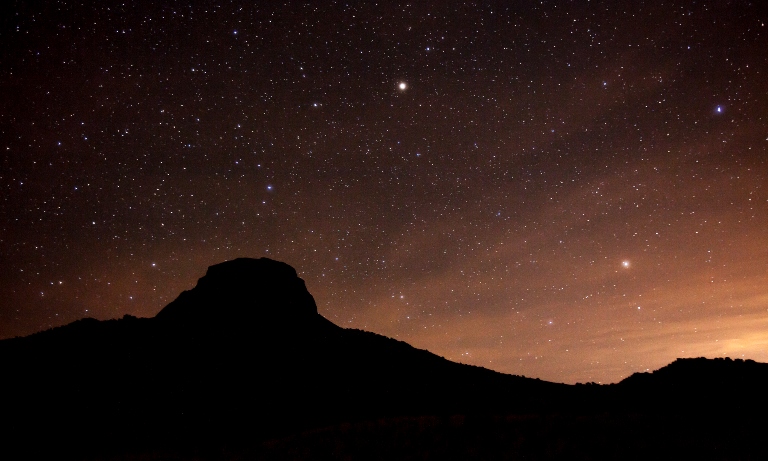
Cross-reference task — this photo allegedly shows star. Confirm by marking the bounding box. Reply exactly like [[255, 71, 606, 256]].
[[3, 0, 766, 386]]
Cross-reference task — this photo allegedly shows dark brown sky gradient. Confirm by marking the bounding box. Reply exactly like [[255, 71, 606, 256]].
[[1, 1, 766, 383]]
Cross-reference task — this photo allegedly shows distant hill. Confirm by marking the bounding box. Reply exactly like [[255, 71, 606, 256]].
[[615, 356, 768, 414], [1, 257, 766, 460]]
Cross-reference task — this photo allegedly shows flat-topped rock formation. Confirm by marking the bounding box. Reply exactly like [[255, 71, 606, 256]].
[[156, 257, 320, 327]]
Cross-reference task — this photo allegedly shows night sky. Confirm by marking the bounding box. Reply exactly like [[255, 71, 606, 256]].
[[2, 1, 767, 383]]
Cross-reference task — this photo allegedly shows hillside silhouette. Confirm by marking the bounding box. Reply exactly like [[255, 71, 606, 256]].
[[1, 257, 766, 460]]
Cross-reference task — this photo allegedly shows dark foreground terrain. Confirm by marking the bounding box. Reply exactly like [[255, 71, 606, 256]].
[[1, 258, 766, 460]]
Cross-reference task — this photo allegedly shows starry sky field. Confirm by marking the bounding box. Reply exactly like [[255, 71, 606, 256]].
[[1, 1, 766, 383]]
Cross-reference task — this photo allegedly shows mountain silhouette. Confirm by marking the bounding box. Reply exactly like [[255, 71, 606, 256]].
[[155, 258, 320, 326], [1, 257, 766, 460]]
